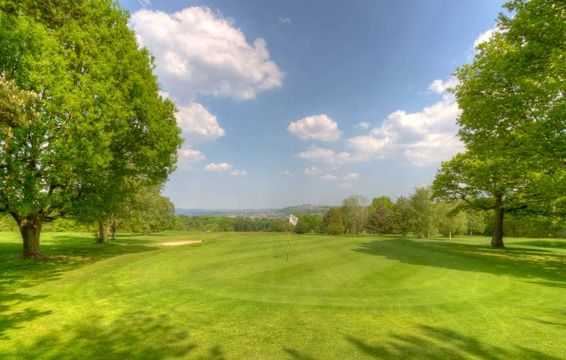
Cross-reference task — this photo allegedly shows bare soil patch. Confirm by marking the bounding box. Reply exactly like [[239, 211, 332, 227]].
[[159, 240, 202, 247]]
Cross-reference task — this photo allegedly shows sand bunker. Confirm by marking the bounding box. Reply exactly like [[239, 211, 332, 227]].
[[159, 240, 202, 247]]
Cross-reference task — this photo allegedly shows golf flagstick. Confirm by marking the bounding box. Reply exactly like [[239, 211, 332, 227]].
[[288, 214, 298, 261]]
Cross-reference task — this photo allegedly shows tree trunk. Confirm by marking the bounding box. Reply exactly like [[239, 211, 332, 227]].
[[97, 220, 108, 244], [110, 219, 117, 241], [16, 215, 42, 259], [491, 195, 505, 248]]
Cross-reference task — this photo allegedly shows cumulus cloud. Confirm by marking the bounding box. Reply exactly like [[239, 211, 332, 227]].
[[205, 162, 233, 172], [356, 122, 371, 129], [176, 102, 225, 142], [429, 77, 458, 94], [343, 173, 360, 181], [231, 169, 248, 177], [304, 166, 321, 176], [320, 174, 338, 181], [130, 7, 283, 101], [347, 135, 389, 159], [298, 146, 352, 165], [347, 78, 463, 166], [178, 148, 206, 162], [474, 27, 497, 49], [288, 114, 341, 142], [320, 172, 360, 183]]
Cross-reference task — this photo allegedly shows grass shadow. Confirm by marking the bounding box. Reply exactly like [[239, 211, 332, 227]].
[[9, 311, 204, 359], [0, 233, 161, 340], [346, 324, 560, 359], [354, 239, 566, 285], [514, 240, 566, 250]]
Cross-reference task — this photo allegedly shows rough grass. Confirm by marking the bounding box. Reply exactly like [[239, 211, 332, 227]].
[[1, 231, 565, 359]]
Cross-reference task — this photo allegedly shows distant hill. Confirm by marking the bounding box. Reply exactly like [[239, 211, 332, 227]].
[[176, 204, 331, 218]]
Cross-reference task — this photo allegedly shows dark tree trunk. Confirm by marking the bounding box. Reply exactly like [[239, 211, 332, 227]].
[[491, 195, 505, 248], [110, 219, 117, 241], [97, 220, 108, 244], [15, 215, 43, 259]]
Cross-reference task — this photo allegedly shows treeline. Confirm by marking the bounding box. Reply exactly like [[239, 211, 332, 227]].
[[0, 186, 562, 239]]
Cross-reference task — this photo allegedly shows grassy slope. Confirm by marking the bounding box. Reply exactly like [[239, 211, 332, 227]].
[[1, 231, 565, 359]]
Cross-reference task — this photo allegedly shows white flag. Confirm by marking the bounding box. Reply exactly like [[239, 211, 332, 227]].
[[288, 214, 298, 226]]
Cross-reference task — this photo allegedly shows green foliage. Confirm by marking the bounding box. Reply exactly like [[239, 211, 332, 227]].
[[323, 208, 345, 235], [435, 202, 468, 237], [294, 214, 322, 234], [366, 196, 395, 234], [0, 0, 181, 254], [117, 187, 176, 234], [392, 196, 413, 236], [409, 187, 436, 239], [434, 0, 566, 247], [341, 195, 368, 234]]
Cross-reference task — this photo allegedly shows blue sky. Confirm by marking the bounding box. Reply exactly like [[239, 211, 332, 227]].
[[119, 0, 504, 209]]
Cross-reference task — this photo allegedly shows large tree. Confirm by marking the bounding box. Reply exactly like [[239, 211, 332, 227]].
[[0, 0, 180, 257], [434, 0, 566, 247], [433, 152, 533, 248], [454, 0, 566, 214]]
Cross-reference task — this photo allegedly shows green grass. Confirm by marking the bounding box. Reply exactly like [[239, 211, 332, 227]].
[[1, 231, 566, 359]]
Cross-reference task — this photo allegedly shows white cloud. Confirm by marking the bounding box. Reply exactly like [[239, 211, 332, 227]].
[[429, 77, 458, 94], [298, 146, 352, 165], [279, 17, 292, 24], [137, 0, 151, 7], [304, 166, 321, 176], [130, 7, 283, 101], [356, 121, 371, 129], [205, 162, 233, 172], [231, 169, 248, 176], [176, 102, 225, 142], [178, 148, 206, 162], [320, 172, 360, 183], [288, 114, 341, 142], [348, 135, 389, 158], [474, 27, 497, 49], [343, 173, 360, 181], [281, 170, 292, 176], [320, 174, 338, 181], [347, 78, 463, 166]]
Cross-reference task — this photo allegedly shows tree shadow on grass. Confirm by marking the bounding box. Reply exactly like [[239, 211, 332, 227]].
[[8, 311, 216, 359], [354, 239, 566, 285], [345, 324, 560, 359], [0, 233, 160, 340], [284, 348, 317, 360], [514, 240, 566, 250]]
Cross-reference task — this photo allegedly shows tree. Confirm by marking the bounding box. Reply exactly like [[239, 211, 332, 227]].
[[323, 208, 345, 235], [433, 152, 532, 248], [466, 210, 487, 236], [409, 187, 436, 239], [294, 214, 322, 234], [435, 201, 468, 239], [444, 0, 566, 247], [0, 1, 180, 257], [366, 196, 395, 234], [392, 196, 413, 236], [117, 187, 176, 236], [341, 195, 368, 234]]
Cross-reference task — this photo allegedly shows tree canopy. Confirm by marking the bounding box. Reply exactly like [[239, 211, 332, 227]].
[[0, 0, 181, 257]]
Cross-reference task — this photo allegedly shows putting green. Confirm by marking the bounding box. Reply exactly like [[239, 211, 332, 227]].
[[1, 232, 565, 359]]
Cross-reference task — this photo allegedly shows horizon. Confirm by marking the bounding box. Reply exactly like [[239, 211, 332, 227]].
[[119, 0, 505, 209]]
